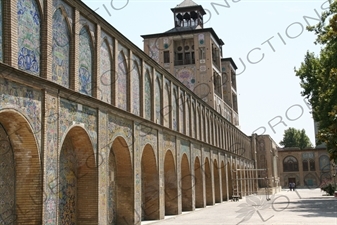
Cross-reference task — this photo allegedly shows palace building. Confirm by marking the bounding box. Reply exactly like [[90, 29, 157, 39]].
[[0, 0, 332, 225]]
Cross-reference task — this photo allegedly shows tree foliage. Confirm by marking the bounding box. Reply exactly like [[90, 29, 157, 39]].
[[295, 0, 337, 161], [279, 128, 312, 149]]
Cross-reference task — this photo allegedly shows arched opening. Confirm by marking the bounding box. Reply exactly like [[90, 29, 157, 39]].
[[283, 156, 299, 172], [164, 150, 178, 215], [194, 157, 203, 208], [205, 158, 213, 205], [228, 162, 233, 199], [141, 144, 160, 220], [213, 160, 221, 203], [181, 154, 193, 211], [109, 137, 134, 224], [0, 111, 42, 224], [221, 161, 227, 201], [59, 126, 98, 224]]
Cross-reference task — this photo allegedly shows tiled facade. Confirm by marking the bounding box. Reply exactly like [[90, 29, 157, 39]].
[[0, 0, 310, 225], [278, 147, 332, 189]]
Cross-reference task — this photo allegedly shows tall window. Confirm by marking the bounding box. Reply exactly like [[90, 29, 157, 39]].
[[283, 156, 299, 172], [303, 160, 308, 171], [163, 51, 170, 63], [310, 159, 315, 171]]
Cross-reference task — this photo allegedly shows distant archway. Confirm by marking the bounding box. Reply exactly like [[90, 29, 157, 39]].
[[141, 144, 160, 220], [109, 137, 134, 224], [164, 150, 178, 215], [205, 158, 213, 205], [213, 160, 221, 203], [181, 154, 193, 211], [221, 161, 227, 201], [59, 126, 98, 224], [194, 157, 203, 208]]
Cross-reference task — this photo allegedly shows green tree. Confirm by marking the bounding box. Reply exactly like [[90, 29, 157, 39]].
[[279, 128, 312, 149], [295, 0, 337, 161]]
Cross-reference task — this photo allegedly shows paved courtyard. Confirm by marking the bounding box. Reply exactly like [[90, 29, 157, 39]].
[[143, 189, 337, 225]]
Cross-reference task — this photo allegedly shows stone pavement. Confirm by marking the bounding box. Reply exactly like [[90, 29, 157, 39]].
[[143, 189, 337, 225]]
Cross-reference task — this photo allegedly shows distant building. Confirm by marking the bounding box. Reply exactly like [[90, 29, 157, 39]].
[[278, 147, 332, 189]]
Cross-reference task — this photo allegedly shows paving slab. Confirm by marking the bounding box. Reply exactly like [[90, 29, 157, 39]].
[[142, 189, 337, 225]]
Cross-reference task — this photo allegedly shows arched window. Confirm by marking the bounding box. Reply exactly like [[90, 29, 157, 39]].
[[78, 27, 93, 96], [283, 156, 299, 172], [310, 159, 315, 171], [319, 155, 330, 172], [18, 0, 41, 76], [303, 159, 308, 171]]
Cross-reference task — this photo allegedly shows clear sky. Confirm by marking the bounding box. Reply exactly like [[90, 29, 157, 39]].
[[82, 0, 328, 146]]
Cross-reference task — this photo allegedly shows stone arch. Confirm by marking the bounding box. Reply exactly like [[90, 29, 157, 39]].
[[59, 126, 98, 224], [194, 156, 203, 208], [141, 144, 160, 220], [0, 110, 42, 224], [181, 153, 193, 211], [164, 150, 178, 215], [213, 159, 221, 203], [221, 161, 227, 201], [109, 136, 134, 224], [205, 157, 213, 205]]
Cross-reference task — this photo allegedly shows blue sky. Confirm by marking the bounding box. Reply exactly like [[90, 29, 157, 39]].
[[82, 0, 329, 146]]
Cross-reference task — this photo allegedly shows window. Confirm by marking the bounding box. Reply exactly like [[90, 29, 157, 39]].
[[303, 160, 308, 171], [283, 156, 299, 172], [310, 159, 315, 171], [177, 53, 183, 60], [163, 51, 170, 63], [199, 47, 205, 60]]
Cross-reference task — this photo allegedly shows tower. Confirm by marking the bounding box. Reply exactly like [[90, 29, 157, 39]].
[[141, 0, 239, 126]]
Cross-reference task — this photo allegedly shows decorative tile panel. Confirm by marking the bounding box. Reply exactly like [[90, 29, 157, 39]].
[[52, 8, 70, 87], [78, 27, 93, 96], [17, 0, 41, 76]]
